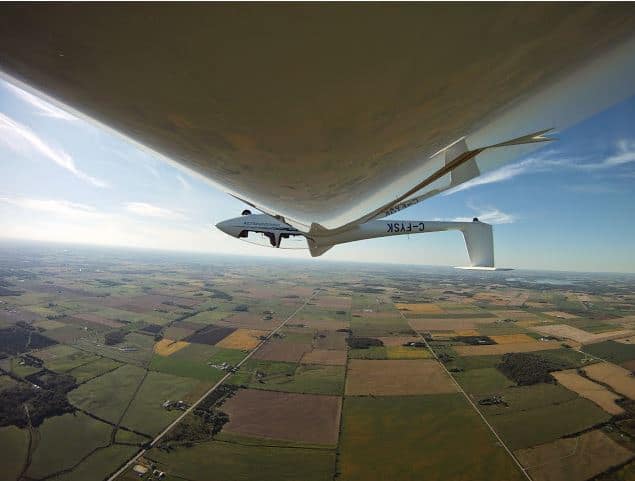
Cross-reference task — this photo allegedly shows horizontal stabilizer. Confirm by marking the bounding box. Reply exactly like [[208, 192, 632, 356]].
[[454, 266, 514, 271]]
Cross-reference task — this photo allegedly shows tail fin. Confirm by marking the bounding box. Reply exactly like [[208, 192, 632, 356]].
[[458, 221, 496, 269]]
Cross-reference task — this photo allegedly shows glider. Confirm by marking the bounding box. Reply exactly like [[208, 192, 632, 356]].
[[1, 5, 634, 267]]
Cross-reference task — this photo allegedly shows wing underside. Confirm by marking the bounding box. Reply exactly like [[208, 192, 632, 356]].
[[0, 5, 634, 232]]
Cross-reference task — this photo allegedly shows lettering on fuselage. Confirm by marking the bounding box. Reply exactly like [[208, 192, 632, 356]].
[[386, 222, 424, 233]]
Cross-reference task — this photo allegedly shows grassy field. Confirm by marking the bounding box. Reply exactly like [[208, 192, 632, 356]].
[[142, 437, 336, 481], [68, 357, 123, 383], [228, 359, 345, 395], [486, 396, 611, 450], [338, 394, 525, 481], [350, 315, 412, 337], [583, 341, 635, 363], [0, 425, 29, 481], [121, 371, 202, 435], [27, 412, 112, 479], [54, 444, 138, 481], [34, 344, 99, 372], [453, 367, 515, 395], [68, 363, 146, 424]]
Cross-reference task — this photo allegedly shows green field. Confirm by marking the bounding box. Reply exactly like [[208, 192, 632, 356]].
[[0, 425, 29, 481], [68, 357, 123, 383], [350, 315, 413, 337], [228, 359, 344, 395], [150, 344, 245, 381], [36, 345, 100, 372], [54, 444, 138, 481], [141, 437, 336, 481], [68, 363, 146, 424], [338, 394, 525, 481], [121, 371, 202, 436], [27, 412, 112, 479], [454, 367, 515, 394], [487, 396, 610, 450], [583, 341, 635, 363]]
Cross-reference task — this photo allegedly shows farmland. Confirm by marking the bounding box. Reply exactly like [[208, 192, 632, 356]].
[[1, 243, 635, 481]]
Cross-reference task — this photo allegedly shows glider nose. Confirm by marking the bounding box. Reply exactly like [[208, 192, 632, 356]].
[[215, 219, 240, 238]]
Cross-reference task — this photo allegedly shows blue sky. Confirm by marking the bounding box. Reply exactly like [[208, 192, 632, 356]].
[[0, 78, 634, 273]]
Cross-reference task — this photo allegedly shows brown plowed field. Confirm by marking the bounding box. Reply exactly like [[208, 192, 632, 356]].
[[490, 334, 536, 344], [408, 318, 495, 331], [583, 362, 635, 400], [74, 312, 123, 328], [315, 330, 348, 350], [515, 429, 633, 481], [552, 369, 624, 415], [345, 359, 457, 396], [184, 325, 235, 345], [221, 389, 341, 445], [454, 340, 561, 356], [252, 339, 313, 363], [395, 303, 443, 314], [301, 349, 347, 366]]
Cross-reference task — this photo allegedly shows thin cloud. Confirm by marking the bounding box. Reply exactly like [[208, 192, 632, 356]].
[[4, 81, 77, 121], [452, 201, 516, 224], [176, 174, 191, 190], [445, 140, 635, 194], [0, 197, 104, 220], [0, 113, 107, 187], [124, 202, 187, 220]]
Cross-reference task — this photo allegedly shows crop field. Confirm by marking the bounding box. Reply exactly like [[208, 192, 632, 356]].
[[583, 340, 635, 363], [121, 371, 202, 435], [221, 389, 342, 445], [515, 429, 633, 481], [215, 328, 268, 350], [301, 349, 347, 365], [314, 330, 348, 350], [0, 426, 29, 481], [489, 333, 536, 344], [143, 437, 336, 481], [68, 363, 146, 424], [534, 324, 634, 344], [395, 302, 444, 314], [253, 337, 313, 362], [67, 357, 122, 383], [454, 367, 515, 395], [154, 338, 190, 356], [346, 359, 457, 396], [552, 369, 624, 415], [338, 394, 525, 481], [583, 362, 635, 399], [453, 340, 562, 356], [408, 317, 495, 331], [26, 412, 112, 479], [3, 246, 635, 481], [486, 396, 611, 450]]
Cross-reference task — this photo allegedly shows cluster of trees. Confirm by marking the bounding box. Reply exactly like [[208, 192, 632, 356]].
[[0, 372, 76, 428], [497, 352, 564, 385], [104, 329, 128, 346], [347, 337, 383, 349], [162, 385, 236, 448]]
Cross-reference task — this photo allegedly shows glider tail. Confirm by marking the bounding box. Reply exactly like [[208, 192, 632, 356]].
[[456, 220, 509, 270]]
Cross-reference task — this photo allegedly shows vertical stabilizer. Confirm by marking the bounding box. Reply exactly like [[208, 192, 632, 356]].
[[459, 220, 495, 268]]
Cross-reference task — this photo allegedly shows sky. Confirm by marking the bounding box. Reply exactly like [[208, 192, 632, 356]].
[[0, 77, 634, 273]]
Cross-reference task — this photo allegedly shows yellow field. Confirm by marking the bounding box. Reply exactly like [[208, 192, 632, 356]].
[[216, 329, 268, 350], [490, 334, 536, 344], [552, 369, 624, 415], [544, 311, 578, 319], [455, 329, 480, 336], [154, 339, 189, 356], [386, 346, 432, 359], [395, 303, 443, 314], [584, 362, 635, 400]]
